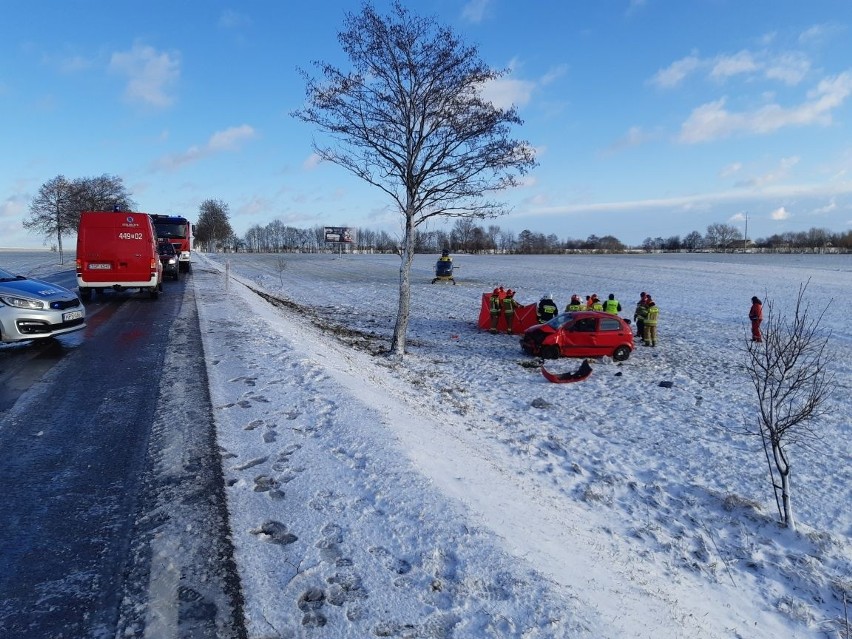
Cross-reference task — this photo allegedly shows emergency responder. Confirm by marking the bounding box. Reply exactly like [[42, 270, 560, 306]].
[[634, 292, 648, 338], [503, 289, 519, 334], [749, 296, 763, 342], [489, 287, 502, 334], [566, 294, 584, 312], [589, 294, 603, 311], [537, 294, 558, 323], [643, 298, 659, 346], [603, 293, 621, 315]]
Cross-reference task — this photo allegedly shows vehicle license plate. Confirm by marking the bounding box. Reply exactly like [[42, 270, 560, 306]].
[[63, 310, 84, 321], [88, 263, 112, 270]]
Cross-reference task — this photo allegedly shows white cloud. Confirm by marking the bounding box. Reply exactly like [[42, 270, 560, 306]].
[[219, 9, 252, 29], [479, 76, 536, 109], [208, 124, 256, 151], [303, 153, 322, 170], [462, 0, 491, 24], [812, 198, 838, 215], [764, 52, 810, 86], [601, 125, 657, 156], [479, 64, 565, 110], [109, 42, 180, 108], [154, 125, 256, 171], [771, 206, 791, 220], [710, 51, 759, 81], [678, 71, 852, 143], [719, 162, 743, 178], [650, 54, 701, 88], [735, 156, 800, 189]]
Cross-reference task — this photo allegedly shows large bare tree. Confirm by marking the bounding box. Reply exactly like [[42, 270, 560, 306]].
[[744, 283, 835, 530], [292, 2, 536, 358], [23, 174, 135, 264]]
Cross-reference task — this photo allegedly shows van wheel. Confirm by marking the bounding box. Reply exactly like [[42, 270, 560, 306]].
[[613, 345, 631, 362], [79, 288, 92, 302], [150, 288, 159, 300], [541, 345, 560, 360]]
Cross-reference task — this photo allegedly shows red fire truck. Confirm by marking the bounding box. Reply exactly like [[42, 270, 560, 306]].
[[150, 214, 192, 272]]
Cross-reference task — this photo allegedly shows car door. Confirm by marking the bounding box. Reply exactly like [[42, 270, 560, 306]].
[[561, 316, 598, 356]]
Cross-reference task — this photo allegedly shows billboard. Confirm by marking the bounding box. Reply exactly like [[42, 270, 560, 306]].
[[324, 226, 355, 243]]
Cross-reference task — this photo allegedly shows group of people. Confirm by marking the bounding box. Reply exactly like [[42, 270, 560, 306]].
[[489, 286, 520, 333], [488, 279, 765, 349], [533, 292, 622, 322]]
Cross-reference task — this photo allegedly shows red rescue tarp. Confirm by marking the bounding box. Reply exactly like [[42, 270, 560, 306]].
[[478, 293, 540, 334]]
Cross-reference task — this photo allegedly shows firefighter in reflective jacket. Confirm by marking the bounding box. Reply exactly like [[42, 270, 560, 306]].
[[537, 294, 558, 323], [489, 287, 503, 334], [588, 294, 604, 311], [603, 293, 621, 314], [634, 292, 649, 337], [503, 289, 520, 334], [643, 299, 659, 346], [565, 294, 583, 312]]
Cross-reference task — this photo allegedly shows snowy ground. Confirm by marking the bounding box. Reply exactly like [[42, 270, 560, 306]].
[[4, 249, 851, 638]]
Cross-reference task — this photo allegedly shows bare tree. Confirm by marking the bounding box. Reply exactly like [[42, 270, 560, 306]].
[[23, 174, 134, 264], [744, 283, 835, 530], [705, 223, 743, 252], [292, 2, 535, 358]]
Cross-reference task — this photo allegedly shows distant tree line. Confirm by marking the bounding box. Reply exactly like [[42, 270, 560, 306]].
[[237, 217, 850, 255], [22, 175, 851, 256], [641, 223, 852, 253]]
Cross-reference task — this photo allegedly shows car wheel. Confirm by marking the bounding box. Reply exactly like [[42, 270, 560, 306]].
[[541, 345, 560, 360], [150, 288, 159, 300], [612, 345, 631, 362], [79, 288, 92, 302]]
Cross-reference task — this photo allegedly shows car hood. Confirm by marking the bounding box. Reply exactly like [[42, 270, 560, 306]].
[[0, 277, 76, 300]]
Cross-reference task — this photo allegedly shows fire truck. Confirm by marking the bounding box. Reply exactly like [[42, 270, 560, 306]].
[[150, 214, 192, 272]]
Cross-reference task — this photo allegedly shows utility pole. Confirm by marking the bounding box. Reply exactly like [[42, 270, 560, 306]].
[[743, 212, 748, 253]]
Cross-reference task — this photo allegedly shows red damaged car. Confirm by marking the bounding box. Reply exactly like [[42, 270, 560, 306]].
[[520, 311, 634, 361]]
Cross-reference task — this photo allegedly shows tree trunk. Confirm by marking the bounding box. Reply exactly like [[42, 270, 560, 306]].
[[390, 211, 416, 359], [57, 229, 64, 266], [780, 467, 795, 531], [773, 441, 796, 530]]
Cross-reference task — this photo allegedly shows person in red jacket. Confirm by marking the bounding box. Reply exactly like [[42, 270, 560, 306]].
[[749, 296, 763, 342]]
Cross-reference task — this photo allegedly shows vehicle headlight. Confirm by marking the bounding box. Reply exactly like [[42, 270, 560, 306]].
[[168, 258, 177, 264], [0, 295, 45, 310]]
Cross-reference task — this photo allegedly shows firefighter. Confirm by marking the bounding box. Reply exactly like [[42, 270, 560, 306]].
[[565, 294, 584, 312], [537, 293, 558, 323], [489, 287, 502, 334], [589, 294, 603, 311], [643, 298, 659, 346], [634, 292, 648, 337], [503, 289, 519, 334], [603, 293, 621, 315]]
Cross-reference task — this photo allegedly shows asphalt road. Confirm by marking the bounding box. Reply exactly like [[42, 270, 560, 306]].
[[0, 273, 245, 638]]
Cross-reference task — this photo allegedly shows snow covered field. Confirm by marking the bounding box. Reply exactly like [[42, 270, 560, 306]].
[[4, 249, 851, 638]]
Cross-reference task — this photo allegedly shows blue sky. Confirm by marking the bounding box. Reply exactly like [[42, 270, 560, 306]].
[[2, 0, 852, 249]]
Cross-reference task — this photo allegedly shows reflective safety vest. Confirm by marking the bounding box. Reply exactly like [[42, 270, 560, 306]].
[[566, 302, 583, 312], [604, 299, 620, 314], [490, 295, 501, 313], [503, 297, 517, 314], [539, 301, 557, 319], [590, 300, 603, 311], [634, 302, 648, 320], [645, 305, 659, 325]]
